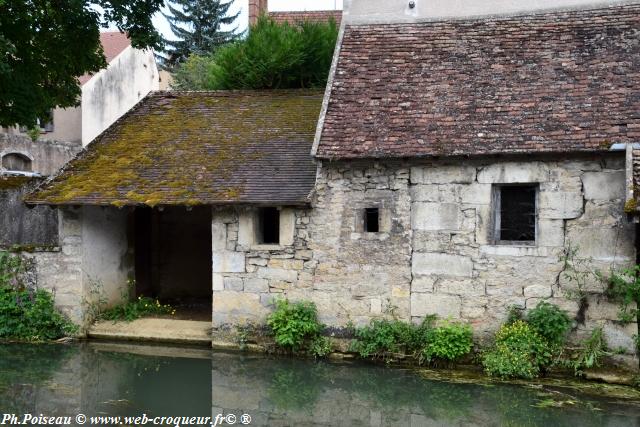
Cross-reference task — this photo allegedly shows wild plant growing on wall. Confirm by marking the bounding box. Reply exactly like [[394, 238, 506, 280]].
[[0, 251, 77, 341], [608, 265, 640, 364]]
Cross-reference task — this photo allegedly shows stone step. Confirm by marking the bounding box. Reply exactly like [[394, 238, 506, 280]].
[[88, 318, 211, 346]]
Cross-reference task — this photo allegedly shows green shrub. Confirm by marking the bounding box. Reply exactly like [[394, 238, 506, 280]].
[[350, 316, 436, 360], [526, 301, 571, 347], [173, 16, 338, 90], [0, 285, 77, 341], [0, 251, 77, 341], [422, 321, 473, 364], [309, 336, 332, 358], [100, 296, 174, 322], [482, 321, 552, 379], [267, 299, 325, 353]]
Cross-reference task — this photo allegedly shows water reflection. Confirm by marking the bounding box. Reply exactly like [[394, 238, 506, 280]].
[[211, 353, 640, 427], [1, 343, 640, 427], [0, 343, 211, 417]]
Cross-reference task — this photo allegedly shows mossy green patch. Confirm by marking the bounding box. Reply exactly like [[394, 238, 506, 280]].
[[28, 90, 323, 207]]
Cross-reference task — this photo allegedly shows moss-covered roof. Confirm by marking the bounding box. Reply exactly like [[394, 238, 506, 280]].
[[26, 90, 323, 207]]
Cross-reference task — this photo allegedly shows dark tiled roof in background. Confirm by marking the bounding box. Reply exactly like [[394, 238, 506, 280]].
[[316, 5, 640, 159], [269, 10, 342, 25], [27, 91, 323, 207], [79, 32, 131, 85]]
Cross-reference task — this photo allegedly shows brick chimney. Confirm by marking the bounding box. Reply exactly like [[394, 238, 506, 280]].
[[249, 0, 268, 26]]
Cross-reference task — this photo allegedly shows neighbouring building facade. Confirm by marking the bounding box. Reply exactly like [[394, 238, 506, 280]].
[[1, 32, 160, 251], [22, 0, 640, 358], [1, 32, 159, 176]]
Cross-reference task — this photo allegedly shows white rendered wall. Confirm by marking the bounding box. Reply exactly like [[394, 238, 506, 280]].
[[344, 0, 637, 24], [81, 46, 159, 146]]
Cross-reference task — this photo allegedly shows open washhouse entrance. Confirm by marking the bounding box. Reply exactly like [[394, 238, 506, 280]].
[[133, 206, 212, 321]]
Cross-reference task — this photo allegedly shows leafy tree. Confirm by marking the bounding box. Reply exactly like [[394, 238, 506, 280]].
[[161, 0, 240, 67], [0, 0, 163, 128], [172, 16, 338, 90]]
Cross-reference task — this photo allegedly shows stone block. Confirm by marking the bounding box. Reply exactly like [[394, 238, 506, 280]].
[[370, 298, 382, 314], [477, 162, 549, 184], [412, 253, 473, 277], [268, 258, 304, 270], [247, 257, 268, 266], [211, 222, 227, 251], [212, 291, 269, 326], [411, 165, 476, 184], [523, 284, 552, 298], [411, 202, 461, 231], [603, 323, 635, 353], [223, 277, 244, 291], [585, 296, 622, 321], [566, 226, 635, 262], [537, 219, 565, 247], [244, 278, 269, 293], [411, 293, 461, 318], [279, 208, 295, 246], [538, 191, 583, 219], [410, 185, 441, 202], [411, 276, 436, 293], [582, 171, 625, 200], [257, 267, 298, 282], [294, 250, 313, 260], [436, 279, 485, 296], [212, 251, 245, 273], [237, 211, 254, 247], [212, 273, 224, 291], [460, 183, 492, 205]]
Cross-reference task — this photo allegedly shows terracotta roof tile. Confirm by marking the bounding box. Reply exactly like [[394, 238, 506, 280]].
[[316, 5, 640, 159], [26, 90, 323, 207]]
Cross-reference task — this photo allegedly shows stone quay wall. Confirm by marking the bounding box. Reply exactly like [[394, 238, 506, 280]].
[[212, 153, 636, 353]]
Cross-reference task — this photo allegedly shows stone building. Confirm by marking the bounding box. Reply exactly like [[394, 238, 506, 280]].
[[24, 0, 640, 353]]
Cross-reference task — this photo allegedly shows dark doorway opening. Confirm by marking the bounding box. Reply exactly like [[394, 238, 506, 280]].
[[134, 206, 212, 321]]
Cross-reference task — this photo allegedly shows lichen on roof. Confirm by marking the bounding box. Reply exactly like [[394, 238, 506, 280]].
[[27, 90, 323, 207]]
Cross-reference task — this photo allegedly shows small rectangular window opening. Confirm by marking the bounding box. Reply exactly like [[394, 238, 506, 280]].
[[364, 208, 380, 233], [257, 207, 280, 244], [497, 186, 536, 243]]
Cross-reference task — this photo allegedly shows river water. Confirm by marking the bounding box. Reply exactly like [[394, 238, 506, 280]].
[[1, 343, 639, 426]]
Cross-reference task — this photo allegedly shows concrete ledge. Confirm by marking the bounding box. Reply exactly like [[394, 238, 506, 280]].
[[88, 318, 212, 346]]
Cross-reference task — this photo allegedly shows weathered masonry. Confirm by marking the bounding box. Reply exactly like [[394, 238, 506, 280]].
[[26, 90, 323, 327], [23, 1, 640, 354]]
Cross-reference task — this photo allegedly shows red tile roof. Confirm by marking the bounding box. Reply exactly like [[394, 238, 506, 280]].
[[79, 32, 131, 85], [269, 10, 342, 25], [315, 5, 640, 159]]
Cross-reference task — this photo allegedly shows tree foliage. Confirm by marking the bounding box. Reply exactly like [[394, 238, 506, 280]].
[[172, 16, 338, 90], [161, 0, 240, 67], [0, 0, 163, 128]]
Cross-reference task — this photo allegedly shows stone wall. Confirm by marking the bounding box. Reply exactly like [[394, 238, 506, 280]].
[[210, 207, 315, 328], [0, 177, 58, 247], [17, 206, 131, 329], [0, 132, 80, 176], [210, 153, 636, 354], [312, 154, 634, 349]]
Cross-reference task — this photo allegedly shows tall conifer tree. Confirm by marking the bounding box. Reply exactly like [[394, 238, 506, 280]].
[[161, 0, 239, 67]]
